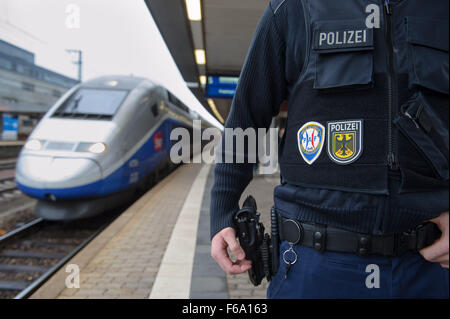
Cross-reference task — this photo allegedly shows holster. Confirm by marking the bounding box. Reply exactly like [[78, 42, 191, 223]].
[[234, 196, 281, 286]]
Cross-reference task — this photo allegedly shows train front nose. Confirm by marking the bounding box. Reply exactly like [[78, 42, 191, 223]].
[[15, 155, 103, 199]]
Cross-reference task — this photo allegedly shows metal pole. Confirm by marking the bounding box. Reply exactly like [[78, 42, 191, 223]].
[[78, 51, 82, 82], [66, 49, 83, 82]]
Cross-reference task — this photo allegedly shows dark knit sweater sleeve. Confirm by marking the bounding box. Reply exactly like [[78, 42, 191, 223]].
[[210, 3, 288, 239]]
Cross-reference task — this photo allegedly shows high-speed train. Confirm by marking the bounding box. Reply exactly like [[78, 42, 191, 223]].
[[15, 75, 207, 220]]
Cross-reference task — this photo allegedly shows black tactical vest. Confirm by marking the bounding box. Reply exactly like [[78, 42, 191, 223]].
[[279, 0, 449, 194]]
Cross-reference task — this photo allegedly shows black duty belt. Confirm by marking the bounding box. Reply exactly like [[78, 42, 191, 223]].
[[279, 216, 442, 257]]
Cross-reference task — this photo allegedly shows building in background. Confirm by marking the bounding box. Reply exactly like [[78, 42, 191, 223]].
[[0, 39, 78, 140]]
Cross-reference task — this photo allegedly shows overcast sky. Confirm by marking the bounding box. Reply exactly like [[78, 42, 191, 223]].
[[0, 0, 222, 128]]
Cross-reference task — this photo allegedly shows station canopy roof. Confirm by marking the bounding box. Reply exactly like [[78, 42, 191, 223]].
[[144, 0, 267, 124]]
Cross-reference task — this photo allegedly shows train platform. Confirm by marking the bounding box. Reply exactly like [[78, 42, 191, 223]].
[[30, 163, 279, 299]]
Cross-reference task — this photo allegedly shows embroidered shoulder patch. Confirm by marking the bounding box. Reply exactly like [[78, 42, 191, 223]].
[[297, 122, 325, 165], [327, 120, 364, 165]]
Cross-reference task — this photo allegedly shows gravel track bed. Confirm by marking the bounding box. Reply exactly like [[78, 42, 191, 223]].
[[0, 208, 36, 236], [0, 290, 19, 299], [0, 209, 125, 299]]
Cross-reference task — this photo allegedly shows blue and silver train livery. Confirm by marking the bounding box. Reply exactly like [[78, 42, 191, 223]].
[[15, 75, 205, 220]]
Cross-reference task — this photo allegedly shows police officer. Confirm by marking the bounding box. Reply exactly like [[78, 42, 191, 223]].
[[210, 0, 449, 298]]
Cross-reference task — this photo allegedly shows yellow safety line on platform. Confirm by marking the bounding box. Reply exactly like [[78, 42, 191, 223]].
[[149, 163, 211, 299]]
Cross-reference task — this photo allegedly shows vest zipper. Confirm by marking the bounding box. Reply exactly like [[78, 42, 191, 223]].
[[384, 0, 399, 171]]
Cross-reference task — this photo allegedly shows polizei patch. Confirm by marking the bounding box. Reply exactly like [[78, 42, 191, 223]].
[[297, 122, 325, 165], [327, 120, 363, 165], [313, 27, 373, 52]]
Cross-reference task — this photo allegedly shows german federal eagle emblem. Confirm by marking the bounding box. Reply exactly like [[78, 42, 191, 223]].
[[327, 120, 363, 165]]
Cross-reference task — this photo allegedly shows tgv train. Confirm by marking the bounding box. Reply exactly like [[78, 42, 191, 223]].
[[15, 76, 206, 220]]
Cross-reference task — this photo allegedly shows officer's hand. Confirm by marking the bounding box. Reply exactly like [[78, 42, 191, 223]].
[[420, 212, 449, 268], [211, 227, 252, 275]]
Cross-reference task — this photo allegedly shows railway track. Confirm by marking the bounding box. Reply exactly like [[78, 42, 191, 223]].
[[0, 157, 179, 299], [0, 159, 17, 171], [0, 213, 120, 299], [0, 177, 17, 193], [0, 177, 20, 202]]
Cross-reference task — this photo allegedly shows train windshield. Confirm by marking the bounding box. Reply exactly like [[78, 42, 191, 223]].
[[52, 88, 128, 119]]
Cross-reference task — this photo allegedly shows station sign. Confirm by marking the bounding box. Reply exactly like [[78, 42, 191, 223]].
[[205, 75, 239, 99], [2, 114, 18, 140], [2, 114, 18, 132]]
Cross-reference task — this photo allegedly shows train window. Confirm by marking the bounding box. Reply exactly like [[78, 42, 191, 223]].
[[151, 103, 159, 117], [168, 92, 190, 113], [168, 92, 177, 106], [52, 88, 129, 119]]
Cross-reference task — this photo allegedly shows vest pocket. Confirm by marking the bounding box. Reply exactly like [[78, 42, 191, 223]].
[[406, 17, 449, 95], [394, 93, 449, 181], [312, 20, 374, 90]]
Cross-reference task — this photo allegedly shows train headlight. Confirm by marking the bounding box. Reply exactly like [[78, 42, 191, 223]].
[[24, 139, 43, 151], [88, 142, 106, 154]]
